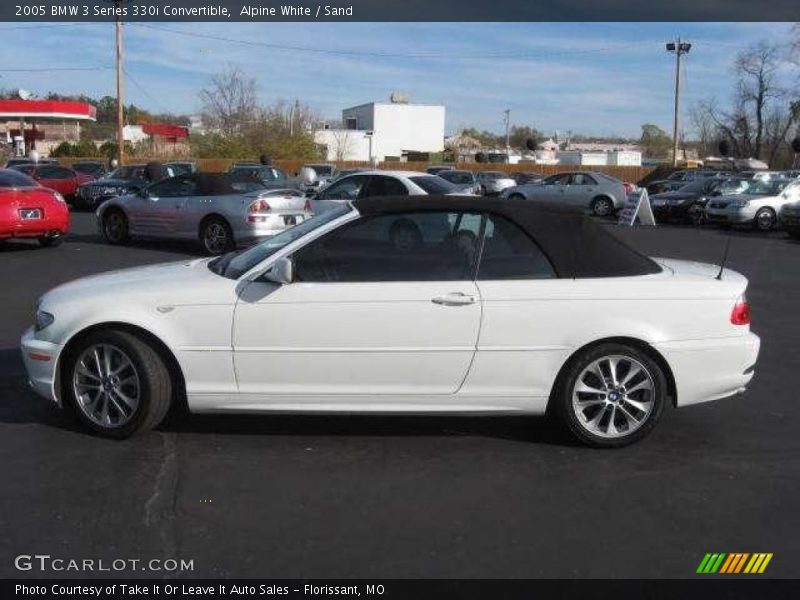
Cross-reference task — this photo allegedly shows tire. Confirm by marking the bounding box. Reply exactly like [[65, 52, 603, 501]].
[[552, 343, 667, 448], [753, 207, 776, 232], [38, 235, 63, 247], [591, 196, 614, 217], [63, 330, 172, 439], [687, 205, 705, 226], [101, 208, 129, 244], [508, 193, 526, 202], [200, 216, 234, 255]]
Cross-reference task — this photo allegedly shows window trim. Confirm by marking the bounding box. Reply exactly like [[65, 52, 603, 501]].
[[474, 211, 558, 281]]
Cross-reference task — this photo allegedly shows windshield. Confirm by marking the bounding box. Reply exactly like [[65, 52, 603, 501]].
[[748, 180, 789, 195], [209, 204, 352, 279], [73, 163, 104, 175], [677, 178, 714, 193], [102, 166, 141, 180], [409, 175, 457, 194]]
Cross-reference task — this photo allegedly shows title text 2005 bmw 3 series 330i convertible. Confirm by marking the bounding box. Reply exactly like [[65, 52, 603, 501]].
[[21, 196, 760, 447]]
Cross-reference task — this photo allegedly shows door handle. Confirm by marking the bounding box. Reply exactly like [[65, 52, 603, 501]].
[[432, 292, 476, 306]]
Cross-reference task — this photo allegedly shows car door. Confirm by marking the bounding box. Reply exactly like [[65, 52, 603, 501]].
[[232, 210, 482, 401], [538, 173, 571, 202], [461, 213, 567, 402], [127, 175, 196, 237], [563, 173, 598, 208]]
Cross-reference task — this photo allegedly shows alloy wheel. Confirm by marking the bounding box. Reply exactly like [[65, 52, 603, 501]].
[[104, 212, 125, 242], [593, 198, 612, 217], [755, 209, 775, 231], [571, 354, 655, 439], [204, 222, 229, 254], [72, 344, 141, 428]]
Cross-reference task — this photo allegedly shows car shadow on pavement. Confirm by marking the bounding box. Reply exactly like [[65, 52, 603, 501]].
[[62, 233, 209, 256], [158, 411, 579, 446], [0, 344, 576, 446]]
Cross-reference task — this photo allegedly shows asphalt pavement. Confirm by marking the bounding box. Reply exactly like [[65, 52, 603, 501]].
[[1, 212, 798, 578]]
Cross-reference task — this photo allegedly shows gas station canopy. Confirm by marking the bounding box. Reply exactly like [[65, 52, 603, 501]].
[[0, 99, 96, 121]]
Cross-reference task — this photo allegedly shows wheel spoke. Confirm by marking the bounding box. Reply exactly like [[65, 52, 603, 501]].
[[606, 406, 618, 436], [627, 378, 653, 395], [622, 396, 650, 412], [621, 364, 643, 386], [607, 357, 620, 386], [77, 362, 100, 382], [576, 381, 606, 396], [618, 404, 641, 429]]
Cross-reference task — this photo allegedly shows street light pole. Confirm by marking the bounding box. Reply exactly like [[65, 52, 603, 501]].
[[115, 0, 125, 165], [503, 108, 510, 162], [666, 38, 691, 167]]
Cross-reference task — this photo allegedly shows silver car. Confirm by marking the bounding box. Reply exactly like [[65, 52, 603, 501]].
[[501, 171, 627, 217], [97, 173, 312, 255], [436, 170, 481, 194], [705, 178, 799, 231], [477, 171, 516, 196]]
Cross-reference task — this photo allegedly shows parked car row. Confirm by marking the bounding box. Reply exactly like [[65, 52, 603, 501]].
[[650, 172, 800, 232]]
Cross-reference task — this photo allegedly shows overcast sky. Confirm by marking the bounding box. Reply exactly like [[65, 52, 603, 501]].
[[0, 22, 795, 138]]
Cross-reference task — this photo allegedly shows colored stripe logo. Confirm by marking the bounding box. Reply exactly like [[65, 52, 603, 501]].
[[697, 553, 773, 574]]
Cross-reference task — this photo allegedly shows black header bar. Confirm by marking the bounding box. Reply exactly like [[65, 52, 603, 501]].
[[3, 0, 800, 22]]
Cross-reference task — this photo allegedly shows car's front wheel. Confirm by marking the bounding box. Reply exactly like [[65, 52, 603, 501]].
[[63, 329, 172, 439], [553, 343, 667, 448]]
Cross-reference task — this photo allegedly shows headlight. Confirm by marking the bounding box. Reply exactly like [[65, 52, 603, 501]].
[[52, 192, 66, 203], [34, 309, 54, 332], [732, 199, 749, 208]]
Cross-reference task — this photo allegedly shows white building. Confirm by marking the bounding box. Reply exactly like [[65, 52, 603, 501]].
[[316, 95, 445, 162], [557, 150, 609, 166]]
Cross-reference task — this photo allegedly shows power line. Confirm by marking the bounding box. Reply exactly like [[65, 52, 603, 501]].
[[0, 67, 113, 72], [131, 23, 660, 60]]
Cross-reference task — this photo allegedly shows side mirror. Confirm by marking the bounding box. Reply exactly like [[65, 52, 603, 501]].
[[264, 257, 293, 285]]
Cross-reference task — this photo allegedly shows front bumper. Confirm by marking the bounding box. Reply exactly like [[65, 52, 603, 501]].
[[20, 327, 62, 405], [656, 333, 760, 407]]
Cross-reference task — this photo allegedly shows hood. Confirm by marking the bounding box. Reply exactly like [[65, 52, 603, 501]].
[[42, 258, 234, 308], [651, 191, 696, 200]]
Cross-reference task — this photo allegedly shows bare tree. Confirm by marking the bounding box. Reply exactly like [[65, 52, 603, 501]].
[[330, 129, 354, 161], [734, 42, 783, 158], [199, 65, 259, 138]]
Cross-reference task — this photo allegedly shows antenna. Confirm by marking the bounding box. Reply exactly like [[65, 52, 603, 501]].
[[715, 228, 734, 280]]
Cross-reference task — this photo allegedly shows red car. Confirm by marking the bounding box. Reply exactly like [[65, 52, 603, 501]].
[[0, 169, 70, 247], [12, 163, 92, 200]]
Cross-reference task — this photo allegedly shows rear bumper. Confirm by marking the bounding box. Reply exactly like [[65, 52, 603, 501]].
[[20, 327, 62, 405], [656, 333, 760, 407], [234, 212, 313, 245]]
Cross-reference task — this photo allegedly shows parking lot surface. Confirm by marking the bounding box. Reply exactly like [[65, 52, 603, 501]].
[[1, 213, 798, 578]]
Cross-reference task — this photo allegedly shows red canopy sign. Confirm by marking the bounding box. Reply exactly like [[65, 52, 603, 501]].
[[0, 99, 96, 121]]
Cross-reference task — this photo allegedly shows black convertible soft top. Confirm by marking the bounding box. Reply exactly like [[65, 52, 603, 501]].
[[353, 195, 661, 279]]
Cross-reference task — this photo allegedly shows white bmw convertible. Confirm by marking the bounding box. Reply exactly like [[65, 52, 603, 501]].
[[21, 197, 760, 447]]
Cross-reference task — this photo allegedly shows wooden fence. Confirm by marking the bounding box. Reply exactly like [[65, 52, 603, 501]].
[[56, 157, 656, 184]]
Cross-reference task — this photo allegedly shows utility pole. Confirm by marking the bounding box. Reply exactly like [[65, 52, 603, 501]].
[[666, 38, 691, 167], [115, 0, 125, 165], [503, 109, 510, 162]]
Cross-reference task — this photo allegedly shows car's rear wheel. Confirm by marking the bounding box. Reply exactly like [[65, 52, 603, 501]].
[[63, 330, 172, 439], [200, 216, 234, 255], [687, 204, 705, 226], [591, 196, 614, 217], [508, 193, 526, 202], [553, 343, 666, 448], [754, 207, 776, 232], [102, 209, 129, 244]]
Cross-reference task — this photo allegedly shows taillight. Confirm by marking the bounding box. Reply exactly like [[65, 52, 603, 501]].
[[248, 199, 270, 213], [730, 295, 751, 325]]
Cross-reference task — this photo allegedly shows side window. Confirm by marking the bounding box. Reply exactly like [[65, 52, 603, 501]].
[[362, 176, 409, 197], [319, 175, 369, 200], [293, 211, 481, 282], [545, 174, 570, 185], [572, 174, 597, 185], [478, 215, 556, 280], [148, 176, 196, 197]]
